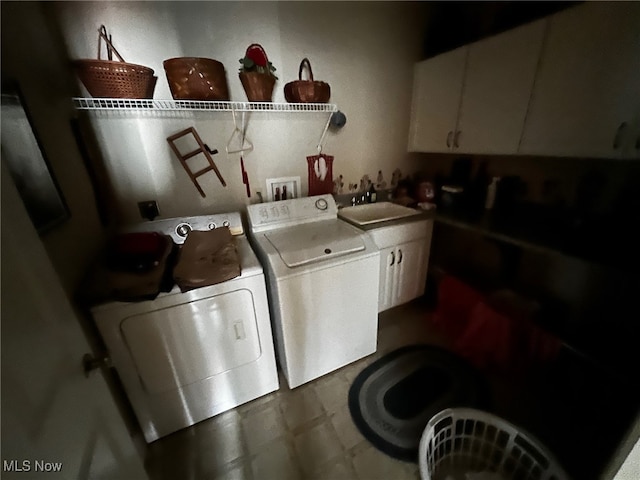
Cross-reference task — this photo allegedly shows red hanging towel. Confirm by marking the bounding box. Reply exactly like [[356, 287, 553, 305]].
[[306, 154, 334, 196]]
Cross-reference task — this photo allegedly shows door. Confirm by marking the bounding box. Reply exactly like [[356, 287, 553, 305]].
[[408, 46, 468, 153], [519, 2, 640, 158], [395, 240, 428, 306], [1, 162, 147, 479], [456, 19, 546, 154], [121, 290, 261, 395], [378, 246, 396, 312]]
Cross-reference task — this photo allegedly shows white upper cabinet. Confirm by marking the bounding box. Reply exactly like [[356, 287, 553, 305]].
[[408, 45, 467, 153], [456, 19, 546, 154], [408, 19, 546, 155], [519, 3, 640, 159]]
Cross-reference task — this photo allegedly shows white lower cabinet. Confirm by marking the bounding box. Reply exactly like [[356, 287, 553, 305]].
[[379, 240, 429, 312], [371, 220, 433, 313]]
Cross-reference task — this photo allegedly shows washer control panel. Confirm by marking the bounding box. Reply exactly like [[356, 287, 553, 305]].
[[247, 194, 337, 232], [315, 198, 328, 211]]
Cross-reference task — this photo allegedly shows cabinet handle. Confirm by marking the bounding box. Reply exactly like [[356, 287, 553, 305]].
[[390, 251, 395, 266], [446, 131, 452, 148], [398, 249, 403, 264], [613, 122, 627, 150], [454, 130, 461, 148]]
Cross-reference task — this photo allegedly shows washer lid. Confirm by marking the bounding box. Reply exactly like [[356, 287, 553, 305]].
[[265, 220, 365, 267]]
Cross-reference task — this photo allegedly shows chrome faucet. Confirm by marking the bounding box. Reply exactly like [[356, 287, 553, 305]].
[[350, 194, 366, 206]]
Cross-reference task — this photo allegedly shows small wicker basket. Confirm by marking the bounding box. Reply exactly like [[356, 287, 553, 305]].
[[284, 58, 330, 103], [73, 26, 156, 99], [239, 71, 276, 102]]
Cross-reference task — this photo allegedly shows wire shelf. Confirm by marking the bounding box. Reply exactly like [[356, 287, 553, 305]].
[[72, 97, 338, 113]]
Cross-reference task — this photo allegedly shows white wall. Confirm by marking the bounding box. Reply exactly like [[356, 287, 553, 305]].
[[53, 1, 428, 223]]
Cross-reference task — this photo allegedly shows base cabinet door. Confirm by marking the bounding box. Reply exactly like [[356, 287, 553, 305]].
[[396, 240, 429, 306], [378, 246, 396, 312], [378, 238, 431, 313]]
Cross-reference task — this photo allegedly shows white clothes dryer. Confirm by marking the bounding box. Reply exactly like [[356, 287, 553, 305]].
[[247, 195, 380, 389], [90, 213, 278, 443]]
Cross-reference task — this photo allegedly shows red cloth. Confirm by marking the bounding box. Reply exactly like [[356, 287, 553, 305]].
[[454, 301, 514, 370], [432, 275, 484, 339], [527, 324, 562, 364], [431, 275, 561, 372]]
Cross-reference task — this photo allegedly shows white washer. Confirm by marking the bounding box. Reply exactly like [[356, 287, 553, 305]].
[[247, 194, 380, 389], [91, 213, 279, 443]]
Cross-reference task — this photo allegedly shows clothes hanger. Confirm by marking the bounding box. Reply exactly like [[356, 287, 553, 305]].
[[226, 108, 253, 154]]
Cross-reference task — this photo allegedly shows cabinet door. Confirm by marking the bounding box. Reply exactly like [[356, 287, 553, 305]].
[[520, 3, 640, 158], [378, 246, 396, 313], [408, 46, 467, 153], [395, 240, 428, 306], [455, 19, 546, 154]]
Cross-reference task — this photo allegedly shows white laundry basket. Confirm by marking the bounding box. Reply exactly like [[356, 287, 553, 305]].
[[419, 408, 569, 480]]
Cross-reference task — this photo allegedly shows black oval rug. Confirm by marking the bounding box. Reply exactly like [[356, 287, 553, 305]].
[[348, 344, 490, 462]]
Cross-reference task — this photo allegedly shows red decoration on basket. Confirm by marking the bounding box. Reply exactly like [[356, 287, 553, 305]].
[[245, 44, 269, 67]]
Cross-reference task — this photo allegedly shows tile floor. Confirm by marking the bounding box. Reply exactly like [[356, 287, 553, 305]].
[[142, 296, 638, 480], [144, 298, 450, 480]]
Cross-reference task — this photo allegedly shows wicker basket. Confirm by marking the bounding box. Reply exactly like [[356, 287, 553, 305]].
[[239, 71, 276, 102], [73, 26, 156, 99], [164, 57, 229, 101], [284, 58, 330, 103]]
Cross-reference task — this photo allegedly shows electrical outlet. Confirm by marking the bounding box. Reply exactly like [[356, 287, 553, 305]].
[[266, 177, 301, 202], [138, 200, 159, 221]]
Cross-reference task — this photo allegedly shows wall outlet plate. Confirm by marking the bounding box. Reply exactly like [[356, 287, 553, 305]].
[[138, 200, 159, 221], [266, 176, 300, 202]]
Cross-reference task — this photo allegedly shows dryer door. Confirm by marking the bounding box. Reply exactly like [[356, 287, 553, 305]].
[[120, 289, 261, 395]]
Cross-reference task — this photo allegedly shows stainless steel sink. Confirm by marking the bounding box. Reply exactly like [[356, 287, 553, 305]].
[[338, 202, 421, 226]]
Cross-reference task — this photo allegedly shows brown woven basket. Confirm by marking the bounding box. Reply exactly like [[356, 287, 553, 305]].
[[239, 71, 276, 102], [164, 57, 229, 101], [73, 26, 156, 99], [284, 58, 330, 103]]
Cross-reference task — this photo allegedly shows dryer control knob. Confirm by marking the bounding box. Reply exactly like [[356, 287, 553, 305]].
[[315, 198, 328, 210], [223, 220, 230, 227], [176, 223, 192, 238], [208, 222, 217, 230]]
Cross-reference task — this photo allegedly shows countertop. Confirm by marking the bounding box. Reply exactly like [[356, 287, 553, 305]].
[[434, 203, 638, 272], [339, 207, 435, 231]]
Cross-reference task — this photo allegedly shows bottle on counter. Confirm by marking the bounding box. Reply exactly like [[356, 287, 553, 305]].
[[275, 187, 280, 201], [485, 177, 500, 210], [368, 181, 377, 203], [282, 185, 287, 200]]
